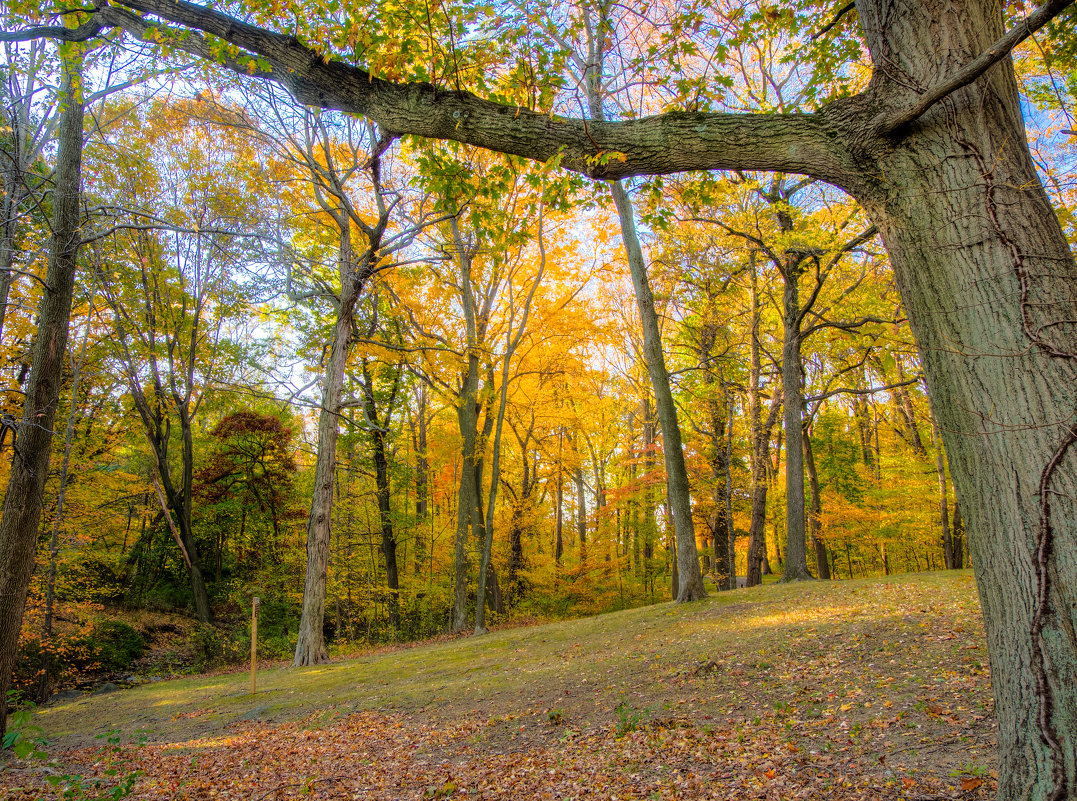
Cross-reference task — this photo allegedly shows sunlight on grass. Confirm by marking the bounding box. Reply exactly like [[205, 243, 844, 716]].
[[737, 605, 854, 629], [30, 571, 984, 753]]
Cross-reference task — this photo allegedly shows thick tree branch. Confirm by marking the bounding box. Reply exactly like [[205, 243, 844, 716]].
[[879, 0, 1076, 133], [29, 0, 849, 183]]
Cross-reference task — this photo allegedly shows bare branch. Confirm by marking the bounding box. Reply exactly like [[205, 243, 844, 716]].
[[805, 376, 920, 404]]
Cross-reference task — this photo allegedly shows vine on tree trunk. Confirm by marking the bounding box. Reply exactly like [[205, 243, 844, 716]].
[[952, 107, 1075, 801]]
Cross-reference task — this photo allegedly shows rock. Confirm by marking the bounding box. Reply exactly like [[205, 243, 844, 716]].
[[91, 682, 119, 695], [50, 689, 82, 703]]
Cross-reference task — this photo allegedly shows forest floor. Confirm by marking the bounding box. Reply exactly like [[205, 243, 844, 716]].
[[1, 571, 995, 800]]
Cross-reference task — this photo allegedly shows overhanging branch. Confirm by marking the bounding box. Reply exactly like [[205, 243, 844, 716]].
[[3, 0, 851, 184]]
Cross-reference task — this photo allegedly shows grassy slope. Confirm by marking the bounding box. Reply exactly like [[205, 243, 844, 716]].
[[13, 571, 996, 799]]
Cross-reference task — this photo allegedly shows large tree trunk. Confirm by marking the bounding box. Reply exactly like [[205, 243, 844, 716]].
[[847, 3, 1077, 793], [780, 266, 812, 581], [0, 58, 83, 736]]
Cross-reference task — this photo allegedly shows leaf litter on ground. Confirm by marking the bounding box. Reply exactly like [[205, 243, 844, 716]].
[[1, 571, 996, 800]]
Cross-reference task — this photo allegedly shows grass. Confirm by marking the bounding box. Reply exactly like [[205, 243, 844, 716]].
[[9, 570, 996, 799], [2, 568, 990, 801]]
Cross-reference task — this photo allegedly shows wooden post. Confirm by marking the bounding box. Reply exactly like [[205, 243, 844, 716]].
[[250, 596, 259, 695]]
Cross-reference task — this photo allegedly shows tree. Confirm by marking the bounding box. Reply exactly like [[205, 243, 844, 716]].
[[553, 0, 706, 603], [0, 48, 83, 738], [194, 410, 300, 581], [6, 1, 1077, 793], [93, 97, 266, 623], [214, 88, 430, 663]]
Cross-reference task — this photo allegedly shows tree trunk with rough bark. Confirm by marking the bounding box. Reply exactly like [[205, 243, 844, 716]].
[[780, 265, 813, 582], [803, 429, 830, 580], [294, 235, 361, 666], [843, 5, 1077, 792], [0, 58, 82, 736]]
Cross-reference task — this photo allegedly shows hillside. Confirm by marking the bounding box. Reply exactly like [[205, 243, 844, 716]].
[[2, 572, 995, 800]]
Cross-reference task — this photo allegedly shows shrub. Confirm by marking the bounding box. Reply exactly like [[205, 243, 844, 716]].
[[85, 621, 146, 672], [187, 623, 244, 670]]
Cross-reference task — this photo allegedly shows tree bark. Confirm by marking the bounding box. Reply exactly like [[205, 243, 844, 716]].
[[780, 263, 812, 582], [609, 182, 705, 601], [0, 57, 83, 736], [294, 233, 361, 665], [803, 428, 830, 580], [847, 5, 1077, 793]]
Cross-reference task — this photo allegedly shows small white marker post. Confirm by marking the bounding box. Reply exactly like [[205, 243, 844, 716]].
[[250, 596, 259, 695]]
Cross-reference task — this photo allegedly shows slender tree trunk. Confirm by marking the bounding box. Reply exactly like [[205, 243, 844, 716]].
[[575, 465, 587, 555], [952, 500, 965, 571], [933, 423, 955, 570], [895, 359, 926, 455], [609, 181, 704, 601], [724, 403, 735, 591], [412, 382, 428, 574], [0, 59, 83, 736], [294, 237, 361, 666], [781, 265, 812, 581], [0, 178, 26, 348], [803, 428, 830, 580], [554, 427, 563, 565], [642, 400, 656, 572], [373, 421, 399, 628], [451, 359, 479, 633], [745, 259, 777, 586]]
